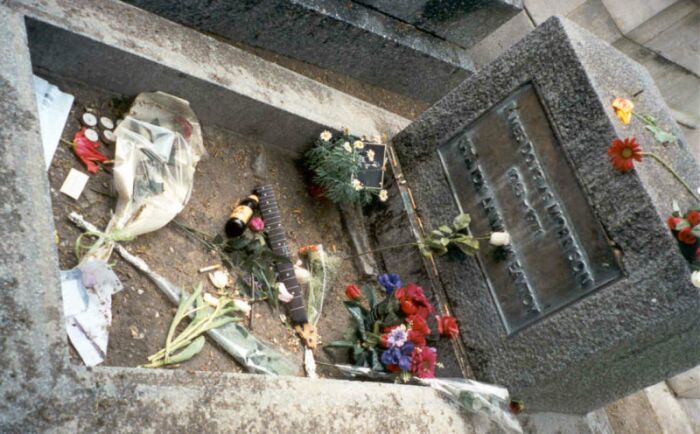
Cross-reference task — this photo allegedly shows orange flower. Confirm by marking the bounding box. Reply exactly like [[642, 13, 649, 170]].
[[298, 245, 318, 255], [612, 97, 634, 125], [608, 137, 642, 172]]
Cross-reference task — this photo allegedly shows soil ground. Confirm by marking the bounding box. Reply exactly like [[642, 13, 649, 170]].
[[45, 72, 368, 375]]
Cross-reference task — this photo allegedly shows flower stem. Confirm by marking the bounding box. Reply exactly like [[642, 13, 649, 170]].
[[642, 152, 700, 202], [341, 242, 421, 260]]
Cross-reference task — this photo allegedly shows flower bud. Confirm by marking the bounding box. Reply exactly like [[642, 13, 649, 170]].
[[345, 284, 362, 300], [489, 231, 511, 246], [248, 216, 265, 232], [692, 271, 700, 289]]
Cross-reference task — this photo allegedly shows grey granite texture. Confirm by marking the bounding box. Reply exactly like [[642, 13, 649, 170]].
[[0, 0, 482, 432], [17, 0, 409, 157], [392, 15, 700, 413], [121, 0, 476, 102], [355, 0, 524, 49]]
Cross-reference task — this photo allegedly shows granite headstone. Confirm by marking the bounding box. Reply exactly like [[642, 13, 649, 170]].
[[392, 16, 700, 413]]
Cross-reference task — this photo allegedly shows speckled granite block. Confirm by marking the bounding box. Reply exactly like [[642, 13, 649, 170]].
[[392, 16, 700, 413]]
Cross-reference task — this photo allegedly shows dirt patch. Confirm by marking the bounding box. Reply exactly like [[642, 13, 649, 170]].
[[45, 73, 365, 375]]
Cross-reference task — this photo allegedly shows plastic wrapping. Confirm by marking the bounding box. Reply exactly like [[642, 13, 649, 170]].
[[328, 364, 522, 433], [82, 92, 206, 262]]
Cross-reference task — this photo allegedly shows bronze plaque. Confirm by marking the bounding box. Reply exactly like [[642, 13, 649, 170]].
[[439, 84, 622, 334]]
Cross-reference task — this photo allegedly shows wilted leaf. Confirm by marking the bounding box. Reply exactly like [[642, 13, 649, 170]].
[[438, 225, 452, 235], [453, 214, 471, 230], [165, 336, 205, 365]]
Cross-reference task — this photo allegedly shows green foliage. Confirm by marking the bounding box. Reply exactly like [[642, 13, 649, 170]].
[[143, 283, 241, 368], [326, 286, 401, 372], [639, 114, 676, 144], [420, 213, 479, 257], [175, 222, 282, 307], [304, 131, 378, 204]]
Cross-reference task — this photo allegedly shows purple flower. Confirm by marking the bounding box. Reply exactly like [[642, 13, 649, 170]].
[[381, 342, 414, 372], [377, 273, 401, 296], [387, 326, 407, 348]]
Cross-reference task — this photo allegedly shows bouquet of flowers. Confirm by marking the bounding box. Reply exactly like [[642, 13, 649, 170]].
[[667, 203, 700, 273], [304, 130, 388, 204], [327, 273, 459, 380]]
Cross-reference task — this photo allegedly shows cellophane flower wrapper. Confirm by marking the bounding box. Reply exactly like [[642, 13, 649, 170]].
[[82, 92, 206, 262], [330, 364, 522, 433]]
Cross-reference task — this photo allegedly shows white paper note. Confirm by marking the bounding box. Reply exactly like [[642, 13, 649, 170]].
[[33, 75, 74, 170], [60, 168, 89, 200]]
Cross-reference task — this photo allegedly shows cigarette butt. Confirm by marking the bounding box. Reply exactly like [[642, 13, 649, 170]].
[[199, 264, 222, 273]]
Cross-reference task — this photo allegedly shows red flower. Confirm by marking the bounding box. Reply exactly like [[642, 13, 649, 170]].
[[687, 211, 700, 227], [72, 128, 108, 173], [411, 346, 437, 379], [509, 400, 524, 414], [436, 315, 459, 339], [385, 364, 401, 373], [678, 227, 697, 245], [248, 216, 265, 232], [345, 284, 362, 300], [379, 333, 390, 348], [308, 184, 325, 199], [608, 137, 642, 173], [394, 283, 433, 319], [668, 217, 683, 230], [407, 315, 430, 346]]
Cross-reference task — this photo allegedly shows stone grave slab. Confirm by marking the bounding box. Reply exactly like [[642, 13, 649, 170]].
[[0, 0, 478, 431], [392, 15, 700, 413]]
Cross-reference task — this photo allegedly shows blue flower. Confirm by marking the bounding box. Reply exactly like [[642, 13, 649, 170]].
[[381, 342, 414, 372], [377, 273, 402, 296]]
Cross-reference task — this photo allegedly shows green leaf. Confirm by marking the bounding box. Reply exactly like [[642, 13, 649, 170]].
[[644, 124, 676, 144], [201, 316, 237, 333], [438, 225, 452, 235], [344, 302, 367, 340], [325, 340, 355, 348], [430, 229, 443, 238], [692, 225, 700, 237], [439, 237, 450, 246], [165, 336, 205, 365], [453, 213, 471, 230], [361, 285, 377, 309], [676, 220, 691, 231]]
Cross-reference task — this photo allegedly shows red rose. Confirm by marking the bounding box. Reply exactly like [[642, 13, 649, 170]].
[[385, 364, 400, 373], [436, 315, 459, 339], [399, 299, 418, 315], [667, 217, 683, 230], [688, 211, 700, 227], [407, 315, 430, 345], [411, 346, 437, 379], [345, 284, 362, 300], [678, 227, 697, 245]]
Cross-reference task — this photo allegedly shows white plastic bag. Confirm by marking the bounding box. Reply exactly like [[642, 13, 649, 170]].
[[82, 92, 205, 262]]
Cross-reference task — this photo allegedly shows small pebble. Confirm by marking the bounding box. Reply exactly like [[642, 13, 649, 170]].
[[137, 289, 144, 295]]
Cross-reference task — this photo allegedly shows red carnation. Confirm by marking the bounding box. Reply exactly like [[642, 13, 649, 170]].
[[407, 315, 430, 346], [608, 137, 642, 173], [678, 227, 697, 245], [687, 211, 700, 227], [411, 346, 437, 379], [345, 284, 362, 300], [395, 283, 433, 319], [436, 315, 459, 339], [667, 217, 683, 230]]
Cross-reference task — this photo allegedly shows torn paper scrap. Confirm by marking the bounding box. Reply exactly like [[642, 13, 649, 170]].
[[33, 75, 74, 170], [60, 169, 89, 200], [60, 260, 123, 367]]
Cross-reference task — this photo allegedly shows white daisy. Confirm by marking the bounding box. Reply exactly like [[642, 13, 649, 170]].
[[378, 189, 388, 202], [343, 142, 352, 152], [320, 130, 332, 141], [353, 140, 364, 149], [367, 149, 376, 161], [351, 179, 363, 191]]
